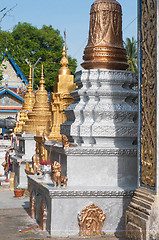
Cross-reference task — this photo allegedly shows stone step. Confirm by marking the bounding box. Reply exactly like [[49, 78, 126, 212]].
[[129, 201, 151, 216], [128, 205, 149, 220], [132, 196, 153, 210], [135, 188, 155, 203]]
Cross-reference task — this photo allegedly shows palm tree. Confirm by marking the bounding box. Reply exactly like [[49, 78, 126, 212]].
[[124, 37, 138, 77]]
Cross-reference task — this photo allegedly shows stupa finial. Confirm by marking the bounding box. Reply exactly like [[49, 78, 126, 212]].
[[21, 65, 35, 111], [39, 64, 45, 90], [58, 45, 71, 75], [27, 65, 33, 92], [81, 0, 128, 70]]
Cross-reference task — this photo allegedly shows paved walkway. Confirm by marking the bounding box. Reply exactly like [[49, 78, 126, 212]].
[[0, 190, 127, 240]]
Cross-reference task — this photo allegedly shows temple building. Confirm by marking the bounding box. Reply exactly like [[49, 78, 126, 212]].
[[0, 54, 28, 133]]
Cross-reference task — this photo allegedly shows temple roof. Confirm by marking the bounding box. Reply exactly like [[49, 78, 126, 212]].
[[1, 53, 28, 86], [0, 87, 24, 102]]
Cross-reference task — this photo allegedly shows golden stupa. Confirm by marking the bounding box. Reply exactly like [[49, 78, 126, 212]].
[[14, 66, 35, 133], [22, 65, 51, 134], [49, 45, 76, 141], [81, 0, 128, 70]]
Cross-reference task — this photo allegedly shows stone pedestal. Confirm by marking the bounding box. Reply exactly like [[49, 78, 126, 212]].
[[28, 175, 134, 237], [29, 69, 138, 237], [11, 133, 35, 188]]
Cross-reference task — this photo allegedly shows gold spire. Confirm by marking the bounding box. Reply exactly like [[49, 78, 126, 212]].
[[81, 0, 128, 70], [58, 45, 71, 75], [22, 65, 51, 134], [22, 65, 35, 111], [14, 66, 36, 133], [49, 46, 76, 141], [39, 64, 45, 91]]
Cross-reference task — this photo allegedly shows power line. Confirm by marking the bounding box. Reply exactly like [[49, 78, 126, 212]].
[[123, 17, 137, 32], [73, 38, 88, 58]]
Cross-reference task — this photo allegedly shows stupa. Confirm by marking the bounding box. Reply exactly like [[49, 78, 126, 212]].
[[14, 66, 35, 133], [49, 45, 76, 141], [11, 66, 36, 188], [28, 0, 138, 237], [33, 46, 76, 174], [23, 65, 51, 134]]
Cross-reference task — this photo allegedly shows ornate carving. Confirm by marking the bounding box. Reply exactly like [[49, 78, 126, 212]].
[[30, 192, 36, 219], [140, 0, 156, 188], [39, 199, 47, 231], [81, 0, 128, 70], [78, 203, 106, 236]]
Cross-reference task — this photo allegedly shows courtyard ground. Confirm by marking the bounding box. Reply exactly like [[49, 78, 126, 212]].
[[0, 190, 127, 240]]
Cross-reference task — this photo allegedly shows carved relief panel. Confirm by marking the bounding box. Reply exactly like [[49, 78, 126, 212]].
[[140, 0, 156, 188], [39, 199, 47, 231], [30, 192, 36, 219], [78, 203, 106, 236]]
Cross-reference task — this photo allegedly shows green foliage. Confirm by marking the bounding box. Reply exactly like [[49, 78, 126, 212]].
[[124, 37, 138, 78], [0, 22, 77, 91]]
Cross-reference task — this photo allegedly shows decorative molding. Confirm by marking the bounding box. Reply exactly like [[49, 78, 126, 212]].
[[48, 189, 134, 198], [64, 147, 137, 156]]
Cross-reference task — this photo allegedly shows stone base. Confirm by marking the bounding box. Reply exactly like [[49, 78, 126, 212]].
[[11, 156, 32, 188], [126, 188, 159, 240], [28, 175, 134, 237], [11, 133, 36, 188]]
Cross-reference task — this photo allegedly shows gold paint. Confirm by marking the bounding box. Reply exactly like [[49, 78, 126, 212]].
[[49, 45, 76, 141], [78, 203, 106, 236], [141, 0, 156, 188], [22, 65, 51, 134], [14, 66, 35, 133], [81, 0, 128, 70]]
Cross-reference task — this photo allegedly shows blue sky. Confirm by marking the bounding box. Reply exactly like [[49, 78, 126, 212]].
[[0, 0, 137, 71]]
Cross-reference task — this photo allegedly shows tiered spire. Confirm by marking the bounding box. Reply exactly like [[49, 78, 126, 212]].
[[22, 65, 51, 134], [22, 65, 35, 111]]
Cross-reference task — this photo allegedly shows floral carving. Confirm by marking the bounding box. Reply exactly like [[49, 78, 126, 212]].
[[78, 203, 106, 236], [141, 0, 156, 188]]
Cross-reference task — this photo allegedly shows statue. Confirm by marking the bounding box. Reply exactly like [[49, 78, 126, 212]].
[[51, 161, 61, 187], [51, 161, 68, 187], [62, 134, 77, 149], [32, 152, 42, 175]]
